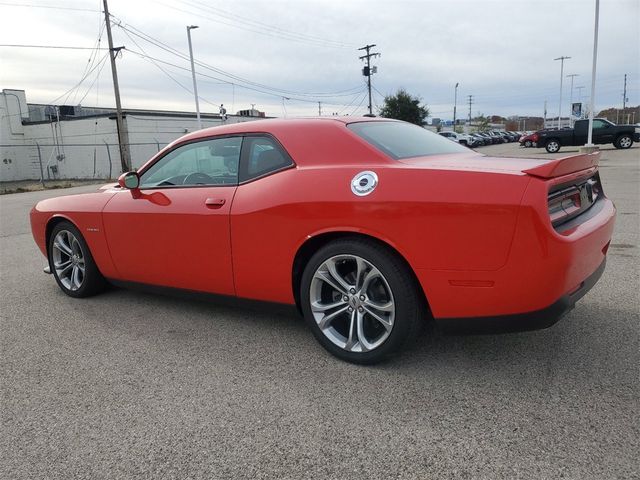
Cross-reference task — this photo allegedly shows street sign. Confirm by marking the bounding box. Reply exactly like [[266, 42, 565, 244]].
[[572, 102, 582, 117]]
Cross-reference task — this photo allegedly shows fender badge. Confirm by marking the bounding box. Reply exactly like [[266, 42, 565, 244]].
[[351, 171, 378, 196]]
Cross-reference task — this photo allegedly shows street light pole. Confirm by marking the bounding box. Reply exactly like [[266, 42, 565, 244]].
[[453, 82, 459, 131], [554, 56, 571, 129], [186, 25, 201, 130], [567, 74, 579, 125], [586, 0, 600, 146]]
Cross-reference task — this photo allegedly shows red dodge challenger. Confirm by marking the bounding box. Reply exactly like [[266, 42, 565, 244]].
[[30, 118, 616, 363]]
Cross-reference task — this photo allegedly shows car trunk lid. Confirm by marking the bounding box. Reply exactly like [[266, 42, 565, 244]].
[[398, 151, 600, 178]]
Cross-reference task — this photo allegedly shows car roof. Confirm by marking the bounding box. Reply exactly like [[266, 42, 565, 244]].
[[156, 116, 399, 168], [179, 116, 398, 144]]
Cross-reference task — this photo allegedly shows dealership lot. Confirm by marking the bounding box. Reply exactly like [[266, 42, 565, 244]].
[[1, 143, 638, 479]]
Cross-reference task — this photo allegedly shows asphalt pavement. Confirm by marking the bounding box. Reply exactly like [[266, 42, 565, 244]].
[[1, 143, 638, 479]]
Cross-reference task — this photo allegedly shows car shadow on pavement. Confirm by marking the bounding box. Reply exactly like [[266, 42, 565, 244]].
[[89, 285, 635, 388]]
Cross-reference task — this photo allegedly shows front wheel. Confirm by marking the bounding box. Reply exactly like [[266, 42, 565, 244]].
[[615, 134, 633, 149], [300, 238, 424, 364], [545, 139, 561, 153], [48, 221, 106, 298]]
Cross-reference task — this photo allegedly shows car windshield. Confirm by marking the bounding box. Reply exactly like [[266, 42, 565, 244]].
[[347, 121, 469, 159]]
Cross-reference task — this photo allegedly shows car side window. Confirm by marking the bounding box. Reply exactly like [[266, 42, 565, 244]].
[[240, 135, 293, 182], [592, 120, 607, 129], [140, 136, 242, 188]]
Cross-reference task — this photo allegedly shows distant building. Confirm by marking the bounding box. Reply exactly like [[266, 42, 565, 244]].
[[1, 89, 271, 182], [236, 108, 266, 118], [543, 117, 572, 129]]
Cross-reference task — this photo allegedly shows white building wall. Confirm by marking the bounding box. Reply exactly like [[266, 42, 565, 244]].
[[0, 93, 265, 182], [1, 90, 30, 181]]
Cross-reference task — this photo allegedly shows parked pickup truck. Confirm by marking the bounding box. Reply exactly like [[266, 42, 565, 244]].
[[536, 118, 640, 153]]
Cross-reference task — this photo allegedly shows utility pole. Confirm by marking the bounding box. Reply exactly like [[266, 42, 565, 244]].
[[318, 101, 322, 116], [453, 82, 459, 131], [186, 25, 201, 130], [103, 0, 131, 172], [567, 74, 579, 125], [622, 73, 627, 110], [358, 44, 380, 116], [467, 95, 473, 124], [544, 100, 547, 128], [554, 56, 571, 129]]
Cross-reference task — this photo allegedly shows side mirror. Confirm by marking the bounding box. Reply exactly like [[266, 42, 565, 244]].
[[118, 171, 140, 190]]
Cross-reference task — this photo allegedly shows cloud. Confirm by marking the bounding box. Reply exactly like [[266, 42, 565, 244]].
[[1, 0, 638, 119]]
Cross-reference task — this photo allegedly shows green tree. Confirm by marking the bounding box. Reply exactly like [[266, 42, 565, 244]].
[[474, 114, 491, 132], [378, 89, 429, 126]]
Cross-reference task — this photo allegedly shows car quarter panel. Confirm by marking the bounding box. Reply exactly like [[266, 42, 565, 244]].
[[416, 174, 616, 318], [29, 191, 119, 278], [230, 164, 529, 305]]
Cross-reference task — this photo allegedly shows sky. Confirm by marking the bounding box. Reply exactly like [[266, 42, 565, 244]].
[[1, 0, 639, 120]]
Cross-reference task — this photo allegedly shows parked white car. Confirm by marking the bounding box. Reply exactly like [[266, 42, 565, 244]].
[[438, 131, 460, 143], [438, 131, 477, 147]]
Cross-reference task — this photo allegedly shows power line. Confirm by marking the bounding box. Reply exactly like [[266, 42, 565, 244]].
[[120, 28, 221, 111], [123, 48, 364, 107], [349, 92, 368, 116], [112, 20, 362, 98], [76, 55, 109, 105], [0, 44, 109, 50], [0, 2, 99, 12], [183, 0, 356, 48], [45, 52, 110, 106], [69, 19, 107, 106], [159, 0, 354, 49]]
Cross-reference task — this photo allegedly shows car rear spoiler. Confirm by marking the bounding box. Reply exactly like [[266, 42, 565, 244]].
[[523, 151, 600, 179]]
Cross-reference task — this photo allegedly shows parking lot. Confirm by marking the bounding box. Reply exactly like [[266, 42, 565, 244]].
[[1, 143, 638, 479]]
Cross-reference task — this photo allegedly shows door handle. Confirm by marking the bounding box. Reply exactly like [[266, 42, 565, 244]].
[[205, 198, 226, 208]]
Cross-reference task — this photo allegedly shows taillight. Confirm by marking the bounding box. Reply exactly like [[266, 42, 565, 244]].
[[548, 187, 582, 224], [531, 133, 539, 142], [548, 176, 601, 228]]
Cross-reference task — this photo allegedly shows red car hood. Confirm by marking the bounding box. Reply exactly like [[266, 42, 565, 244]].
[[398, 151, 599, 178]]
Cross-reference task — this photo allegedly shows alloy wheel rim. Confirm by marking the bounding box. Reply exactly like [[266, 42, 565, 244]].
[[549, 141, 559, 152], [52, 230, 85, 291], [310, 254, 395, 353], [620, 137, 631, 148]]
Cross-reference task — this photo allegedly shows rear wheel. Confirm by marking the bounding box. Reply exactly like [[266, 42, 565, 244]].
[[524, 140, 532, 147], [300, 238, 424, 364], [48, 221, 106, 298], [545, 139, 561, 153], [615, 134, 633, 149]]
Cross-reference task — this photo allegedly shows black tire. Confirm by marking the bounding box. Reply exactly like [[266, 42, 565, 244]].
[[545, 139, 561, 153], [300, 237, 424, 364], [614, 134, 633, 149], [48, 221, 106, 298]]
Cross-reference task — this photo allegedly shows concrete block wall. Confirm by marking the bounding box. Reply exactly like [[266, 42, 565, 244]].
[[0, 90, 265, 182]]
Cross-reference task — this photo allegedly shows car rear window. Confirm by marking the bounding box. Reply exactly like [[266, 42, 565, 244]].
[[347, 121, 469, 159]]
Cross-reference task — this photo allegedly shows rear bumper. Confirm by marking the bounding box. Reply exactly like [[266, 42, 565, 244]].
[[415, 194, 615, 320], [435, 258, 606, 334]]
